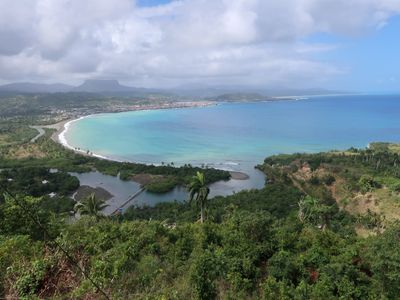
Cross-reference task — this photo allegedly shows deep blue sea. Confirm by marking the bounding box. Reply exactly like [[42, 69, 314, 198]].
[[66, 94, 400, 170]]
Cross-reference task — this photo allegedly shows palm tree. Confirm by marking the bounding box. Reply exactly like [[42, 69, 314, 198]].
[[74, 193, 108, 220], [188, 172, 210, 223], [298, 196, 332, 230]]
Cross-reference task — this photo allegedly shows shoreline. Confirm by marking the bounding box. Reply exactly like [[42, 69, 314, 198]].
[[57, 115, 116, 161], [46, 102, 251, 180], [55, 101, 217, 162]]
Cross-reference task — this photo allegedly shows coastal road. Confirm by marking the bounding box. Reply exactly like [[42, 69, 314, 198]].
[[29, 126, 46, 143], [29, 121, 67, 143]]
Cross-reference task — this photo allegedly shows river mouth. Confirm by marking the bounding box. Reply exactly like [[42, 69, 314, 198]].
[[71, 167, 265, 214]]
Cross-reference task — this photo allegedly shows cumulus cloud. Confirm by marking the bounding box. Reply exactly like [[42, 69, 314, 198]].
[[0, 0, 399, 87]]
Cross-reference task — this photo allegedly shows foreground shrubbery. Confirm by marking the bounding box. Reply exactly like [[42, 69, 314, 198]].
[[2, 144, 400, 298], [1, 181, 400, 299], [1, 210, 400, 299]]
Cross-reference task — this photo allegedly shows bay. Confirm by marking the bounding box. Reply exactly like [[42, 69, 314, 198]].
[[65, 94, 400, 209]]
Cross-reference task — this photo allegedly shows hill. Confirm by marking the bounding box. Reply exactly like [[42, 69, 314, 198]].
[[72, 79, 134, 93], [211, 92, 269, 101], [0, 82, 73, 93]]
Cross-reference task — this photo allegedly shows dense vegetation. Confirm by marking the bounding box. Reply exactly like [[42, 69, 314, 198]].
[[0, 167, 79, 198], [1, 97, 400, 298], [259, 143, 400, 231], [2, 180, 400, 298], [2, 143, 400, 298], [145, 176, 179, 193]]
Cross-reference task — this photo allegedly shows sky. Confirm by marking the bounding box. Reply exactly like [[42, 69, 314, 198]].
[[0, 0, 399, 92]]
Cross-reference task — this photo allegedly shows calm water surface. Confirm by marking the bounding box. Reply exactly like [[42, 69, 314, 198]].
[[67, 95, 400, 208]]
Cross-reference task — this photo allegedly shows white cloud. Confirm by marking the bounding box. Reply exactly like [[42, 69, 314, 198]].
[[0, 0, 399, 87]]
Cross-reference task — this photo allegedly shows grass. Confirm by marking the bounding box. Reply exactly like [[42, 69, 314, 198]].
[[372, 188, 400, 221]]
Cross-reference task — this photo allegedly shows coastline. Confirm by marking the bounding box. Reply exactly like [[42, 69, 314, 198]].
[[46, 102, 251, 180], [57, 115, 116, 161], [54, 101, 216, 162]]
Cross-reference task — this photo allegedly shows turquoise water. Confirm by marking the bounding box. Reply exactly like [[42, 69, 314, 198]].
[[66, 94, 400, 170], [66, 94, 400, 207]]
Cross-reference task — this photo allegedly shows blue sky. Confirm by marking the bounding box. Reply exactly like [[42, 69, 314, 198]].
[[137, 0, 172, 7], [307, 16, 400, 92], [0, 0, 399, 92]]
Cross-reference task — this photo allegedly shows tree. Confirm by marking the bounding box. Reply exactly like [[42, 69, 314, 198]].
[[74, 193, 108, 221], [0, 195, 61, 240], [190, 249, 220, 300], [188, 172, 210, 223], [298, 196, 333, 230]]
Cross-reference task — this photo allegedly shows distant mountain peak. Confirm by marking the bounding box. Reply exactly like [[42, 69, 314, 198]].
[[73, 79, 133, 93]]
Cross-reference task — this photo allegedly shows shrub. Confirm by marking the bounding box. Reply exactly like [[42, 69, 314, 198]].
[[358, 175, 380, 193], [322, 174, 336, 186]]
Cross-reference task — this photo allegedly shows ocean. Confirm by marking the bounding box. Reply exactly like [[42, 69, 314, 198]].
[[65, 94, 400, 169], [64, 94, 400, 207]]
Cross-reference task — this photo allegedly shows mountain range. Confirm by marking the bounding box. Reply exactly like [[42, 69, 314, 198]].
[[0, 79, 347, 98]]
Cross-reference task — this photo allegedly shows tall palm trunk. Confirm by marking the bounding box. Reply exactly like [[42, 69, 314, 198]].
[[188, 172, 210, 224], [200, 204, 205, 223]]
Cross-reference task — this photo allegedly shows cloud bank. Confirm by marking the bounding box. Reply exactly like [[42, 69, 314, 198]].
[[0, 0, 399, 87]]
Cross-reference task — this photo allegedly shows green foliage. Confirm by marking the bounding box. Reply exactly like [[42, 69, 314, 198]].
[[189, 172, 210, 223], [74, 193, 108, 220], [264, 146, 400, 179], [376, 176, 400, 192], [357, 209, 386, 232], [94, 158, 230, 185], [14, 259, 49, 297], [39, 196, 75, 214], [0, 195, 63, 240], [0, 235, 43, 297], [262, 277, 295, 300], [0, 203, 399, 299], [298, 196, 336, 229], [358, 175, 380, 193], [363, 224, 400, 298], [3, 143, 400, 298], [145, 176, 179, 193], [321, 174, 336, 185], [0, 167, 79, 198], [267, 250, 298, 282], [0, 120, 37, 145], [190, 249, 221, 300], [124, 183, 303, 224]]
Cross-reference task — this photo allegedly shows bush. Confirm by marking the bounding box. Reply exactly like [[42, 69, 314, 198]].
[[190, 250, 221, 300], [14, 260, 49, 297], [146, 177, 179, 193], [322, 174, 336, 186], [358, 175, 380, 193], [309, 176, 320, 185]]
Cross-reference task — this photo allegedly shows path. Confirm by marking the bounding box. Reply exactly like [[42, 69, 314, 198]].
[[29, 126, 46, 143], [110, 187, 146, 215]]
